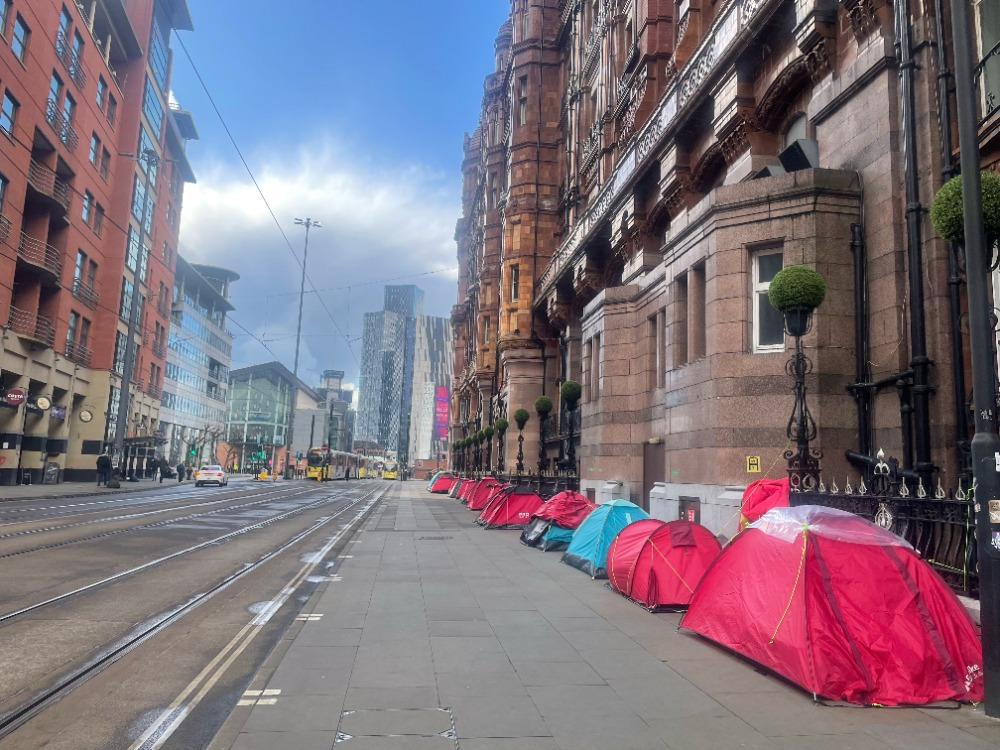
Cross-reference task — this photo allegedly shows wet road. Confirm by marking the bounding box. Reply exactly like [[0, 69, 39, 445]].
[[0, 477, 390, 749]]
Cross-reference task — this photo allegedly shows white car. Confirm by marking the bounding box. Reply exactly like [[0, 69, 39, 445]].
[[195, 465, 228, 487]]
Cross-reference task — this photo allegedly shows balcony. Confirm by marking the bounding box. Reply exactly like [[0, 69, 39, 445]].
[[26, 159, 71, 215], [0, 215, 10, 243], [71, 277, 99, 309], [152, 340, 166, 359], [207, 390, 227, 404], [156, 299, 170, 318], [56, 31, 88, 89], [64, 339, 93, 367], [976, 38, 1000, 127], [17, 232, 63, 285], [44, 99, 79, 153], [8, 306, 56, 348], [147, 382, 161, 400]]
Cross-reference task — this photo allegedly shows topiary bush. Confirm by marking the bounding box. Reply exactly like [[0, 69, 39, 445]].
[[484, 425, 495, 438], [768, 265, 826, 312], [560, 380, 582, 405], [475, 430, 486, 443], [534, 395, 553, 415], [930, 170, 1000, 244], [514, 408, 530, 429], [494, 417, 509, 433]]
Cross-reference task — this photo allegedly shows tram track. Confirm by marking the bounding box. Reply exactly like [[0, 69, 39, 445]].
[[0, 484, 323, 559], [0, 482, 388, 742]]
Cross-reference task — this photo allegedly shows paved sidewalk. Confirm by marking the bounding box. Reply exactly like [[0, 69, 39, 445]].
[[210, 481, 999, 750]]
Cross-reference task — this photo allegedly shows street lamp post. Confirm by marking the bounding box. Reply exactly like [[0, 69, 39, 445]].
[[287, 217, 321, 479], [110, 148, 159, 482], [948, 0, 1000, 715]]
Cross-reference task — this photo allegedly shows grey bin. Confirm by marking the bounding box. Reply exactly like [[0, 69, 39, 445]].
[[599, 480, 626, 504]]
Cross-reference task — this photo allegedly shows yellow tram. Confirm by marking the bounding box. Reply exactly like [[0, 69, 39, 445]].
[[305, 448, 360, 480]]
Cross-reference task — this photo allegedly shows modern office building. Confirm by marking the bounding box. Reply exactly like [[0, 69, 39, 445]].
[[0, 0, 197, 483], [409, 315, 451, 462], [315, 369, 354, 454], [355, 285, 423, 462], [224, 361, 319, 475], [159, 257, 238, 468], [453, 0, 1000, 534]]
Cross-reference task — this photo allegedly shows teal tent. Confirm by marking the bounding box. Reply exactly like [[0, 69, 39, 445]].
[[561, 499, 649, 578], [540, 524, 575, 551]]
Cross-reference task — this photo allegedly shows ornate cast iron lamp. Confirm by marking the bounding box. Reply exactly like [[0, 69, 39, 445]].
[[484, 424, 495, 473], [513, 409, 529, 475], [494, 418, 508, 474], [535, 395, 553, 476], [560, 380, 582, 477], [769, 265, 827, 491]]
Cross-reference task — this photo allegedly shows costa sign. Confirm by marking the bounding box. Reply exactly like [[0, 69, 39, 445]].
[[3, 388, 25, 406]]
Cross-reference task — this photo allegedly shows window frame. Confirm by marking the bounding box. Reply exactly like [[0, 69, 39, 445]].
[[751, 248, 786, 353], [11, 14, 28, 62]]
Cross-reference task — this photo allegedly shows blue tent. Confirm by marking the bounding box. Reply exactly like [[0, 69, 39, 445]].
[[540, 524, 575, 552], [561, 499, 649, 578]]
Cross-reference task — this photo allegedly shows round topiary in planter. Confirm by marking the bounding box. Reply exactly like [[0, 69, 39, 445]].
[[534, 395, 553, 415], [767, 265, 826, 312], [930, 170, 1000, 244], [514, 408, 530, 429], [484, 425, 495, 438], [494, 417, 509, 433], [560, 380, 582, 407]]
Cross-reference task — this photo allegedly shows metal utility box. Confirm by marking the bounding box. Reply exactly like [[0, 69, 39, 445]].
[[679, 495, 701, 524]]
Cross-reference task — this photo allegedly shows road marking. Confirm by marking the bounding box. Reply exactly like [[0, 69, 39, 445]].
[[127, 490, 383, 750], [295, 613, 323, 622]]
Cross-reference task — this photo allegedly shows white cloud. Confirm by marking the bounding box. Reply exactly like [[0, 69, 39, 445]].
[[177, 137, 459, 387]]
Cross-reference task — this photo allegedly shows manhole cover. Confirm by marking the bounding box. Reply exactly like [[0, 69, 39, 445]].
[[337, 708, 458, 746]]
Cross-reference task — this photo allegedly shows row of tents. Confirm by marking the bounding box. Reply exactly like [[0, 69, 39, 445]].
[[426, 470, 984, 707]]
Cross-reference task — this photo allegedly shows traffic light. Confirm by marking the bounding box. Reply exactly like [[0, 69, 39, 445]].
[[188, 442, 196, 456]]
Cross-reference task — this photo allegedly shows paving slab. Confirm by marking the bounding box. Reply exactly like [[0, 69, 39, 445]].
[[210, 480, 1000, 750]]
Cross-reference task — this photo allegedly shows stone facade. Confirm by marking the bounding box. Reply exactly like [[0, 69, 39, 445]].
[[453, 0, 1000, 537]]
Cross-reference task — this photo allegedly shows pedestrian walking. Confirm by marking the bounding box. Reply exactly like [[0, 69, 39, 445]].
[[96, 452, 111, 486], [159, 456, 170, 483], [176, 461, 185, 483]]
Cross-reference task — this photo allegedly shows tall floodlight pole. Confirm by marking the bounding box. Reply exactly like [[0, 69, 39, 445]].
[[949, 0, 999, 716], [111, 148, 159, 478], [287, 218, 320, 478]]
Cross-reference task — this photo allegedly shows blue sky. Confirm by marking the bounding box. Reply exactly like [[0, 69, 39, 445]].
[[171, 1, 508, 386]]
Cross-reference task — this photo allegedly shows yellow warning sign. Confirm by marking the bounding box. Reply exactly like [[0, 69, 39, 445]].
[[746, 456, 762, 473]]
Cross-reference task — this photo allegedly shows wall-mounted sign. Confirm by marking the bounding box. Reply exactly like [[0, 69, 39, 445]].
[[24, 401, 43, 415], [746, 456, 761, 473], [79, 409, 94, 423], [35, 396, 51, 410], [49, 405, 67, 420], [3, 388, 25, 406]]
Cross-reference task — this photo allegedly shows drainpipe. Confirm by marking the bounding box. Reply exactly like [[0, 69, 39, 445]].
[[894, 0, 934, 477], [848, 223, 872, 457], [933, 0, 970, 476]]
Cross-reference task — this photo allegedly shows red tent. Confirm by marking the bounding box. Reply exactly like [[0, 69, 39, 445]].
[[478, 485, 544, 529], [467, 481, 506, 511], [680, 506, 983, 705], [456, 479, 476, 503], [429, 473, 458, 493], [739, 477, 789, 529], [449, 478, 466, 498], [466, 476, 501, 508], [607, 519, 721, 611], [533, 490, 596, 529]]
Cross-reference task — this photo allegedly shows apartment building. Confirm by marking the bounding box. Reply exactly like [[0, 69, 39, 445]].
[[0, 0, 197, 483]]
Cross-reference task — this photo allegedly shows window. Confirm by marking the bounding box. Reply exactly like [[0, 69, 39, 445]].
[[48, 73, 63, 116], [521, 5, 530, 40], [518, 76, 528, 126], [79, 317, 90, 349], [142, 76, 164, 139], [70, 31, 84, 77], [100, 148, 111, 180], [976, 0, 1000, 115], [75, 249, 86, 279], [483, 316, 490, 345], [126, 226, 140, 271], [149, 17, 170, 93], [107, 93, 117, 128], [131, 175, 146, 221], [93, 203, 104, 236], [138, 126, 158, 185], [590, 334, 602, 399], [138, 240, 149, 282], [673, 274, 689, 368], [0, 172, 7, 213], [647, 313, 664, 390], [0, 1, 10, 38], [510, 264, 520, 301], [57, 7, 72, 55], [96, 75, 107, 109], [89, 133, 101, 165], [120, 277, 135, 321], [81, 190, 93, 224], [113, 331, 127, 375], [489, 171, 497, 209], [11, 14, 27, 62], [66, 310, 79, 348], [752, 249, 785, 351]]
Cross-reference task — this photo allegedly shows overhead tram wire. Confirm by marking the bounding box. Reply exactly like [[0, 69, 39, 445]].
[[173, 34, 358, 367], [263, 266, 461, 299]]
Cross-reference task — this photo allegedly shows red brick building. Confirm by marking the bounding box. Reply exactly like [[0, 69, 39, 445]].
[[0, 0, 196, 484], [454, 0, 1000, 536]]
